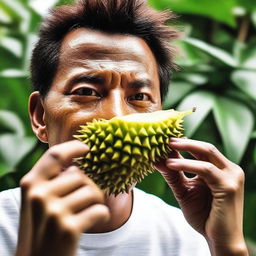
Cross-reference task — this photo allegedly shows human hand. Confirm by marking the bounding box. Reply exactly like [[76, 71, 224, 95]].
[[155, 138, 248, 256], [15, 140, 110, 256]]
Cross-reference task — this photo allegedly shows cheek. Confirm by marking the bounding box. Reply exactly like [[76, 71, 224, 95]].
[[44, 95, 100, 144], [45, 110, 99, 144], [151, 87, 162, 110]]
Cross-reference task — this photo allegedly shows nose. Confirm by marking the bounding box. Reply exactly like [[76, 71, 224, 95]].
[[103, 89, 132, 120]]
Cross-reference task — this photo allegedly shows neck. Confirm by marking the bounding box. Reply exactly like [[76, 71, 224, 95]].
[[85, 188, 133, 233]]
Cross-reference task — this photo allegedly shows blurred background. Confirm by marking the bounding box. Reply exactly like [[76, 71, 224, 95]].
[[0, 0, 255, 253]]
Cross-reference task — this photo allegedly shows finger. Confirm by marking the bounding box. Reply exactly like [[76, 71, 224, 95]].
[[32, 140, 89, 180], [155, 150, 188, 199], [170, 138, 230, 169], [166, 158, 222, 185], [44, 166, 93, 197], [62, 185, 104, 213], [155, 149, 184, 175], [66, 204, 110, 233]]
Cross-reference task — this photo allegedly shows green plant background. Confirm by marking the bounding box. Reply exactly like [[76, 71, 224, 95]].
[[0, 0, 255, 253]]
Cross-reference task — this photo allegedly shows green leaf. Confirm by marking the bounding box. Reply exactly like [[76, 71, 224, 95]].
[[211, 26, 234, 46], [232, 6, 246, 17], [233, 41, 246, 64], [0, 37, 22, 58], [22, 33, 38, 71], [183, 38, 237, 67], [237, 0, 256, 12], [0, 69, 28, 77], [0, 47, 21, 71], [1, 0, 30, 33], [213, 97, 254, 163], [56, 0, 75, 5], [254, 146, 256, 163], [252, 11, 256, 28], [240, 46, 256, 70], [29, 0, 59, 16], [231, 70, 256, 101], [0, 77, 31, 125], [175, 40, 208, 67], [192, 114, 223, 147], [0, 134, 36, 175], [0, 1, 21, 21], [0, 110, 25, 136], [176, 73, 208, 85], [177, 91, 215, 137], [0, 6, 12, 23], [244, 192, 256, 243], [137, 171, 166, 196], [246, 239, 256, 256], [148, 0, 237, 27], [0, 162, 8, 178], [163, 82, 196, 109]]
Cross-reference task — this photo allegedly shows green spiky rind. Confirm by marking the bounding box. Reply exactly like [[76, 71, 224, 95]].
[[74, 109, 194, 195]]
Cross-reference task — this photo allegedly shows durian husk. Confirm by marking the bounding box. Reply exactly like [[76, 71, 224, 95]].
[[74, 108, 195, 195]]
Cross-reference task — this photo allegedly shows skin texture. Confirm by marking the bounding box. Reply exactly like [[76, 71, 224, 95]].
[[16, 28, 248, 256]]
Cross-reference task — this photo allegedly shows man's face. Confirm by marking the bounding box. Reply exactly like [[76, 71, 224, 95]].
[[39, 28, 162, 146]]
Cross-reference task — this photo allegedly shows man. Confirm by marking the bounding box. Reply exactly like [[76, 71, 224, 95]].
[[0, 0, 248, 255]]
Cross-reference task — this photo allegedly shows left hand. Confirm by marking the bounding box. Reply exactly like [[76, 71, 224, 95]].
[[155, 137, 248, 255]]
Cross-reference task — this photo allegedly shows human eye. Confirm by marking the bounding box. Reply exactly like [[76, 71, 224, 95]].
[[128, 93, 151, 101], [71, 87, 101, 97]]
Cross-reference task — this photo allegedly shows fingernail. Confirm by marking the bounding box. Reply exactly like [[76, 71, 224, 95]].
[[170, 137, 182, 144], [171, 137, 182, 141], [166, 158, 179, 164]]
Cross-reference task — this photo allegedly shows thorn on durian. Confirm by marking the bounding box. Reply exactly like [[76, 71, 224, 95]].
[[114, 139, 122, 149], [142, 137, 151, 149], [150, 135, 158, 146], [132, 146, 141, 156], [134, 136, 142, 146], [105, 133, 114, 144], [124, 133, 132, 143], [139, 127, 148, 136], [115, 128, 123, 138], [123, 144, 132, 154]]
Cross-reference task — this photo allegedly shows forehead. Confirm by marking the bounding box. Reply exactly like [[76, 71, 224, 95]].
[[59, 27, 158, 72]]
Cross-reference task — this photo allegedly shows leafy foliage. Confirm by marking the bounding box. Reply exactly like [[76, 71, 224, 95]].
[[0, 0, 255, 250]]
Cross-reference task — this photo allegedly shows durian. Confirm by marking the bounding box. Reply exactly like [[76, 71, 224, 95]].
[[74, 108, 194, 195]]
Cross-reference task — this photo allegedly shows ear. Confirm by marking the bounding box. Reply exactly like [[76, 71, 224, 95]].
[[29, 91, 48, 143]]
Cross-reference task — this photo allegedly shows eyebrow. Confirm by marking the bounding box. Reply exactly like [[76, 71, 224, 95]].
[[65, 74, 104, 91], [64, 72, 153, 93], [129, 79, 152, 89], [67, 74, 152, 88]]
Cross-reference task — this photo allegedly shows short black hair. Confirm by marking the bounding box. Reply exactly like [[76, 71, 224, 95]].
[[31, 0, 179, 101]]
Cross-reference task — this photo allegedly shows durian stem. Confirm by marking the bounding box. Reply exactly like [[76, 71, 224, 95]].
[[181, 107, 196, 117]]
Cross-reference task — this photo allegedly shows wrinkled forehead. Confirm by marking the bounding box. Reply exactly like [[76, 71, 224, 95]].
[[58, 27, 158, 72]]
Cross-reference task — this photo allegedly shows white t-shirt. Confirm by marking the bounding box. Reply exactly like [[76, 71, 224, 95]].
[[0, 187, 211, 256]]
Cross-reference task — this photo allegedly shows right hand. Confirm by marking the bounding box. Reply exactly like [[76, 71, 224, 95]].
[[15, 140, 110, 256]]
